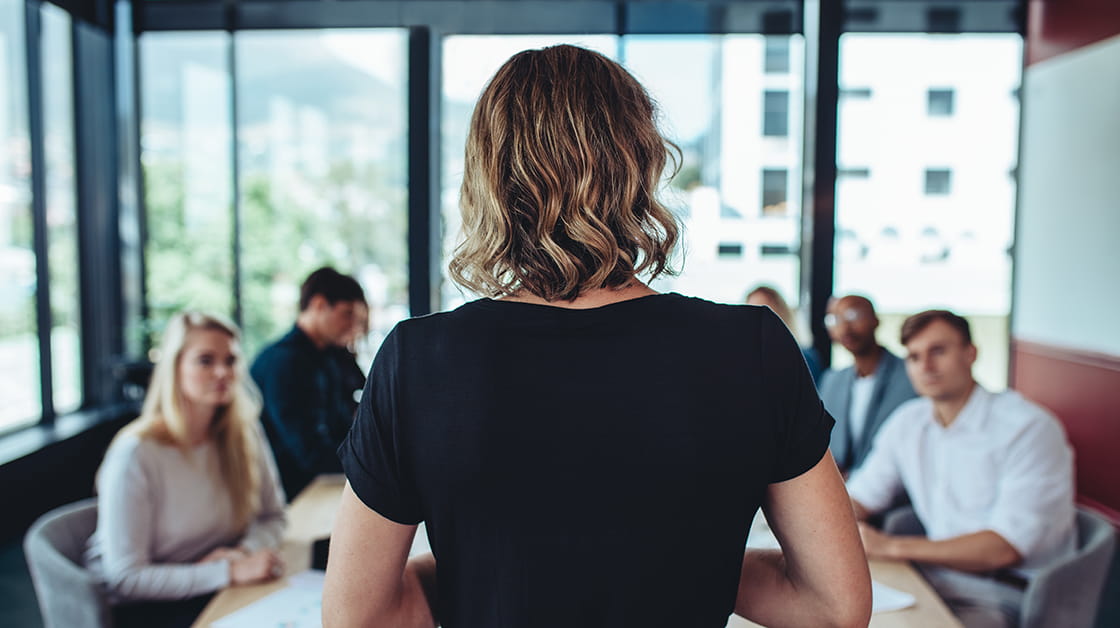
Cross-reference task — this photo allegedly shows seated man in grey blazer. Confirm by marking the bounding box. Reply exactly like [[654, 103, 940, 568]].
[[818, 295, 916, 474]]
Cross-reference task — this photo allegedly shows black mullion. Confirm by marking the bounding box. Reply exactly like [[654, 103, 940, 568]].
[[803, 0, 840, 368], [26, 0, 56, 423], [228, 29, 243, 328], [407, 27, 440, 316]]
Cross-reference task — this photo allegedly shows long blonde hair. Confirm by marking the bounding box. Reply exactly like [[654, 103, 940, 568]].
[[449, 44, 681, 301], [112, 311, 263, 530]]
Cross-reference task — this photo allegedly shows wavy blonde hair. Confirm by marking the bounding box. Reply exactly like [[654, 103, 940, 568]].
[[449, 44, 681, 301], [111, 312, 263, 530]]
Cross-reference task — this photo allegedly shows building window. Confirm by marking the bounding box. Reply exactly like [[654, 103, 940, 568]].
[[762, 90, 789, 137], [717, 243, 744, 258], [927, 88, 954, 116], [838, 167, 871, 178], [764, 37, 790, 73], [761, 169, 788, 215], [840, 87, 872, 99], [924, 168, 952, 195]]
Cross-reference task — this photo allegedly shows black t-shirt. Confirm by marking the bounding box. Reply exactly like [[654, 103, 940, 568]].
[[339, 293, 833, 628]]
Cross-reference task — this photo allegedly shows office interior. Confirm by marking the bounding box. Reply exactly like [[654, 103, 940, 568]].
[[0, 0, 1117, 625]]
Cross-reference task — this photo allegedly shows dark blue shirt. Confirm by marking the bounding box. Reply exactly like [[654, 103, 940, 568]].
[[251, 325, 354, 499]]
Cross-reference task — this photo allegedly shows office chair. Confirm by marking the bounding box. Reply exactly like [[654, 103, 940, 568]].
[[24, 498, 112, 628], [882, 505, 1117, 628], [1020, 508, 1116, 628]]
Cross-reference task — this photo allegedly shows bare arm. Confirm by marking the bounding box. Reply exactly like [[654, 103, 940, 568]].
[[322, 482, 436, 628], [850, 497, 871, 522], [858, 524, 1022, 572], [735, 451, 871, 628]]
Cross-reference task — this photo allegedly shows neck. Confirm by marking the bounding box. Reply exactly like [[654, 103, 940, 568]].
[[179, 401, 215, 446], [296, 315, 329, 349], [852, 345, 883, 378], [931, 380, 977, 427], [502, 281, 657, 310]]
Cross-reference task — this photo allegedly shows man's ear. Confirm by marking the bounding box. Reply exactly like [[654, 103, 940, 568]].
[[308, 294, 328, 312]]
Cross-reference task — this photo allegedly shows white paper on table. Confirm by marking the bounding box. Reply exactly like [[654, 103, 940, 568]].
[[872, 580, 916, 613], [286, 569, 326, 592], [212, 585, 323, 628]]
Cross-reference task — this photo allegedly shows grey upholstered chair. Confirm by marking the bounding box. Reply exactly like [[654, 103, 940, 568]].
[[24, 498, 112, 628], [882, 505, 1117, 628]]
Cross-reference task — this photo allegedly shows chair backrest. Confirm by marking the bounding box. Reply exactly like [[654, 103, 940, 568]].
[[1021, 507, 1117, 628], [23, 498, 112, 628]]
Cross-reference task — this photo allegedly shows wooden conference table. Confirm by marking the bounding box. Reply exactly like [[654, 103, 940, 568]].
[[194, 475, 962, 627]]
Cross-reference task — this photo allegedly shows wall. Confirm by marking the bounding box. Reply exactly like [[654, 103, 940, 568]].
[[1013, 0, 1120, 524]]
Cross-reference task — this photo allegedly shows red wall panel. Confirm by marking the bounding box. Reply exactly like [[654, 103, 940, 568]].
[[1012, 340, 1120, 525], [1027, 0, 1120, 65]]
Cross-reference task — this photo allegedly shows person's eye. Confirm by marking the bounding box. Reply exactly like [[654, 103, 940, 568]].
[[225, 356, 236, 367], [199, 355, 214, 366]]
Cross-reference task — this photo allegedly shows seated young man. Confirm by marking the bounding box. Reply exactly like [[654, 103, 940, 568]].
[[251, 267, 366, 499], [847, 309, 1076, 628]]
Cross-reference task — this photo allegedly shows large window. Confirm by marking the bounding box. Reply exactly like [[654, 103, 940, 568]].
[[0, 0, 39, 432], [835, 34, 1022, 389], [235, 30, 408, 357], [140, 32, 234, 343], [140, 29, 408, 363], [42, 3, 81, 414], [440, 35, 805, 314]]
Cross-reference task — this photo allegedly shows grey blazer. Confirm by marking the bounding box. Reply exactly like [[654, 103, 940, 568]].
[[819, 349, 917, 473]]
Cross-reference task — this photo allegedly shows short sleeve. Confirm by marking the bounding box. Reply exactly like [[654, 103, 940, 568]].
[[759, 308, 836, 483], [337, 325, 423, 525]]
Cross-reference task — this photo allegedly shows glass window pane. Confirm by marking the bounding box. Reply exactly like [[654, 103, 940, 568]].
[[140, 32, 234, 340], [764, 37, 790, 73], [762, 90, 789, 137], [439, 35, 618, 310], [761, 168, 788, 214], [236, 29, 408, 359], [42, 3, 81, 414], [927, 88, 954, 116], [835, 34, 1022, 389], [630, 35, 805, 313], [0, 0, 41, 431]]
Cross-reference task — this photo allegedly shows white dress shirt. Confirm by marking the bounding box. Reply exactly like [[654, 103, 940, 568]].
[[847, 373, 877, 445], [847, 384, 1076, 571]]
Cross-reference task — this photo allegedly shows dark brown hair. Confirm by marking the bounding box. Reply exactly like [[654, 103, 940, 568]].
[[299, 267, 365, 311], [449, 44, 681, 301], [900, 309, 972, 346]]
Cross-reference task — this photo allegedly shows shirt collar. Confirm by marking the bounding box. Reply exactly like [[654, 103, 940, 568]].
[[934, 383, 990, 432]]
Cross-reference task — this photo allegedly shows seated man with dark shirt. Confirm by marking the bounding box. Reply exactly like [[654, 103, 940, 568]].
[[251, 267, 365, 499]]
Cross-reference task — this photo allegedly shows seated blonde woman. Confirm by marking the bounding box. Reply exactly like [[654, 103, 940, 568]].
[[84, 312, 286, 628], [323, 45, 870, 628]]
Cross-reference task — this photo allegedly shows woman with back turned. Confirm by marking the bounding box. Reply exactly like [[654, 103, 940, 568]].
[[323, 45, 870, 628]]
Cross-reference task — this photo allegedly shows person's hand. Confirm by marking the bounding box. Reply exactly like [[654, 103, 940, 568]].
[[857, 522, 896, 560], [198, 547, 249, 563], [229, 549, 284, 585]]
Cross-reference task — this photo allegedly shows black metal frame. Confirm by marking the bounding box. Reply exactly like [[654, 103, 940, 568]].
[[25, 1, 55, 424]]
